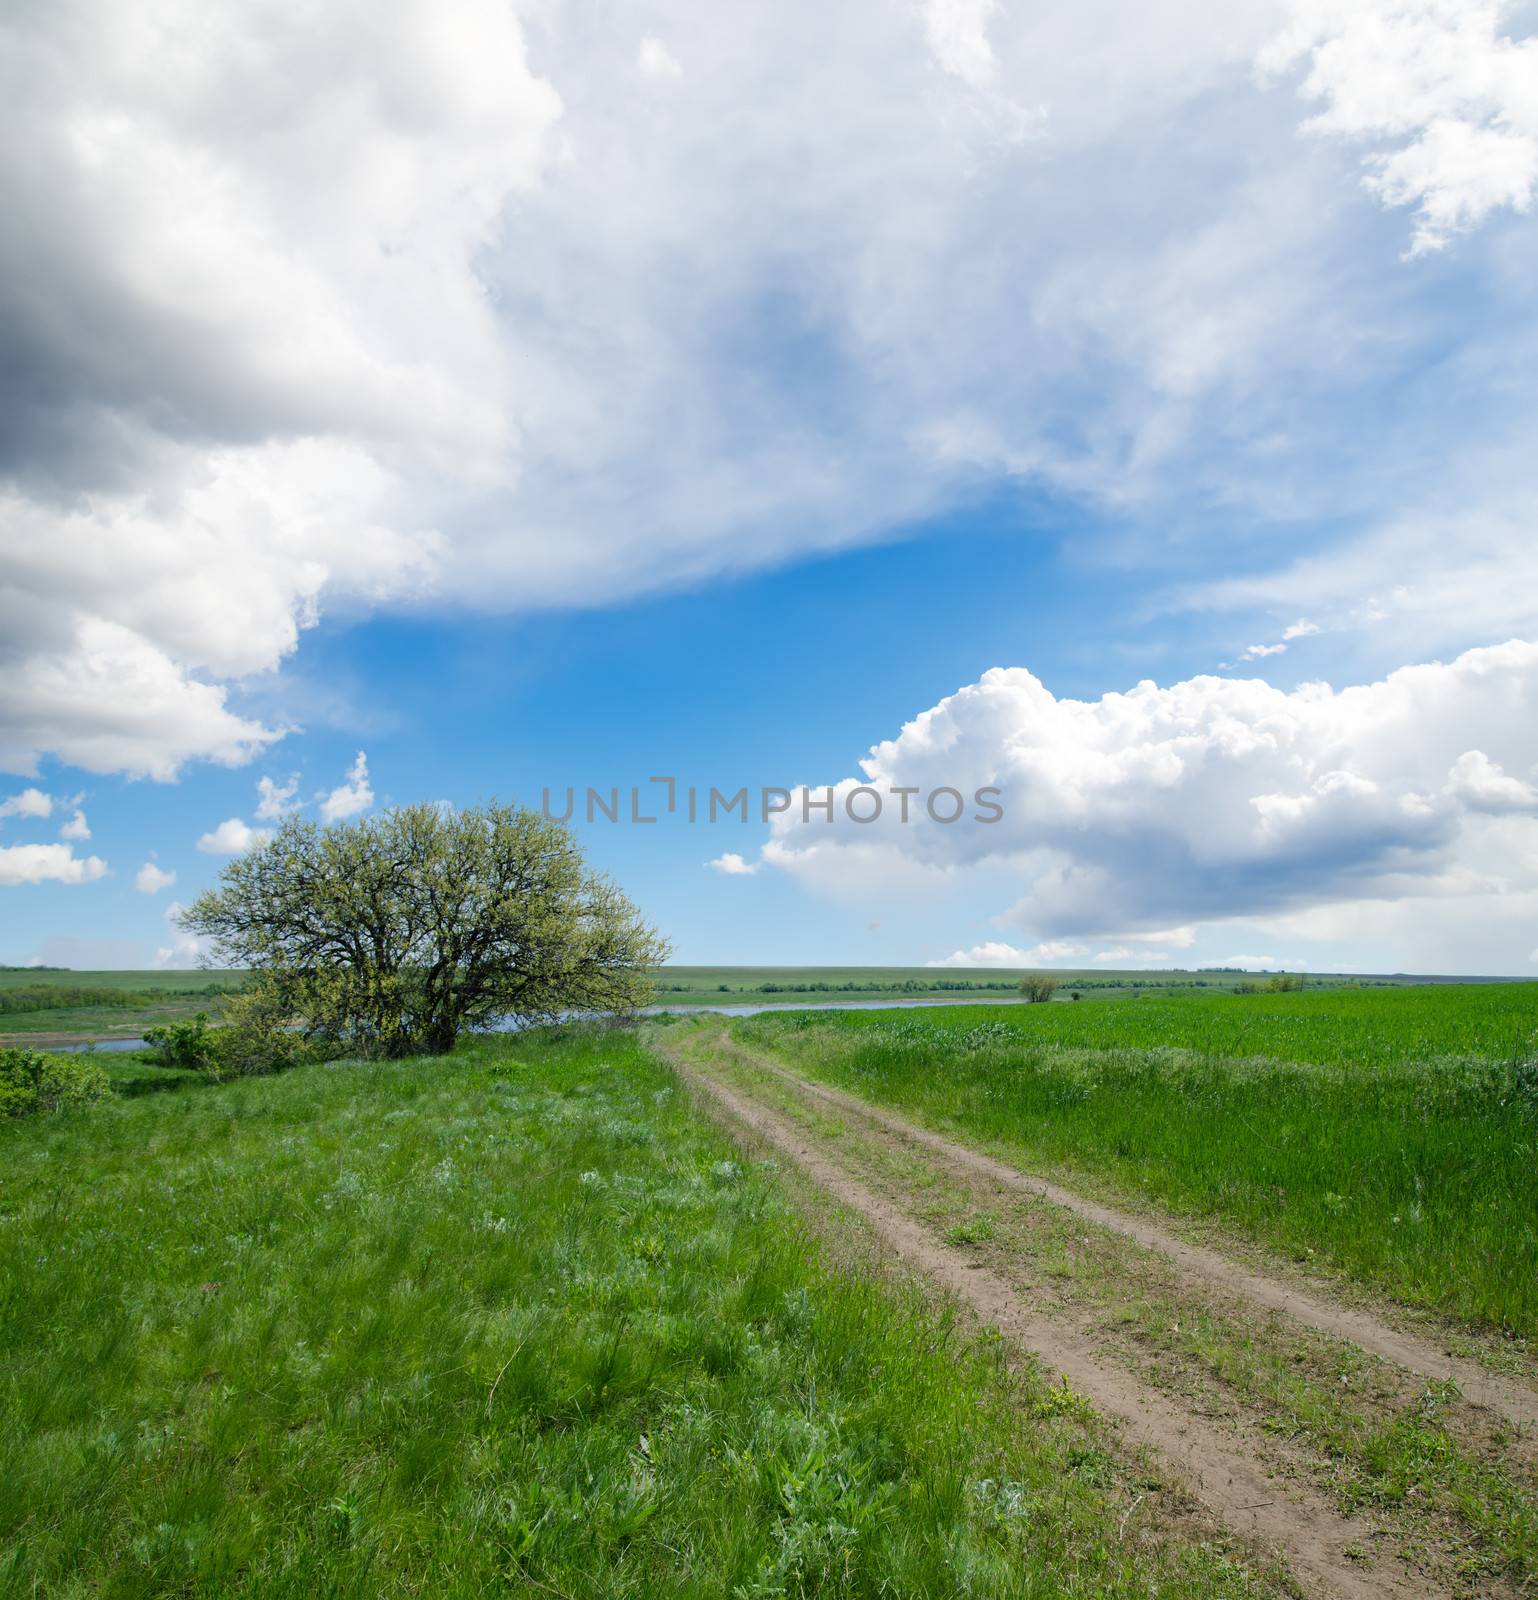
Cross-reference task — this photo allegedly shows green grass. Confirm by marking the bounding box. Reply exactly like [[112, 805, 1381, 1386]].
[[0, 970, 248, 1045], [648, 965, 1440, 1008], [737, 984, 1538, 1335], [0, 1028, 1268, 1599], [0, 986, 154, 1015]]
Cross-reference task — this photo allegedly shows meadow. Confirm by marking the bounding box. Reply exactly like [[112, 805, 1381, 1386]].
[[648, 965, 1436, 1007], [0, 1027, 1269, 1599], [3, 963, 1516, 1048], [0, 969, 245, 1045], [737, 984, 1538, 1336]]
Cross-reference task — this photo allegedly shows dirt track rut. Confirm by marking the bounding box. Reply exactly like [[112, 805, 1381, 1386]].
[[664, 1029, 1492, 1600], [721, 1035, 1538, 1434]]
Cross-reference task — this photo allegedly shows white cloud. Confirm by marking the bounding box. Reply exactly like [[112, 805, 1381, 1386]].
[[1282, 619, 1320, 641], [924, 0, 999, 89], [1240, 641, 1287, 659], [764, 640, 1538, 954], [708, 851, 760, 876], [0, 787, 53, 819], [1261, 0, 1538, 253], [1219, 953, 1301, 969], [637, 37, 683, 80], [134, 861, 175, 894], [1, 0, 1535, 791], [0, 842, 108, 885], [0, 0, 556, 778], [1128, 925, 1198, 948], [196, 817, 271, 855], [928, 939, 1086, 967], [1184, 498, 1538, 665], [154, 900, 207, 968], [1444, 748, 1538, 815], [319, 751, 373, 823], [59, 808, 90, 840], [255, 773, 302, 821]]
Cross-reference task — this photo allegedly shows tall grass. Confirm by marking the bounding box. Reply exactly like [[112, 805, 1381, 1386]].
[[0, 985, 153, 1014], [740, 985, 1538, 1335], [0, 1029, 1262, 1598]]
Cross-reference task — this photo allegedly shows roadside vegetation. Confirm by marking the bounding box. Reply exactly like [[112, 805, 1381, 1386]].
[[678, 1022, 1538, 1593], [0, 1027, 1272, 1599], [737, 984, 1538, 1335]]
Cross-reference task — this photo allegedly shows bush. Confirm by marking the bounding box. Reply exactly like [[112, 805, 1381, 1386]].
[[144, 991, 335, 1080], [142, 1013, 221, 1072], [0, 1047, 112, 1118], [1234, 974, 1306, 996], [212, 981, 334, 1078], [1018, 975, 1061, 1004]]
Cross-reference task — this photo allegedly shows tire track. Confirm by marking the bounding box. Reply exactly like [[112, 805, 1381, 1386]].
[[667, 1039, 1434, 1600], [713, 1031, 1538, 1432]]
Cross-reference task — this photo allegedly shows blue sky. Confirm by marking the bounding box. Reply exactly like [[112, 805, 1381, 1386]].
[[3, 0, 1538, 975]]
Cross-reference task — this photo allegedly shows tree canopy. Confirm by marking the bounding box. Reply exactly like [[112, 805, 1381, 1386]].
[[179, 802, 670, 1056]]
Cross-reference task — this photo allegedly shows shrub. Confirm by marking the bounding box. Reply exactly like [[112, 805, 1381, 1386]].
[[144, 990, 336, 1080], [1018, 975, 1061, 1004], [142, 1013, 221, 1072], [212, 981, 334, 1078], [0, 1048, 112, 1118]]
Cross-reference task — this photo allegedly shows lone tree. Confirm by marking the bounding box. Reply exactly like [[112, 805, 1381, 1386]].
[[1018, 974, 1060, 1004], [179, 802, 670, 1057]]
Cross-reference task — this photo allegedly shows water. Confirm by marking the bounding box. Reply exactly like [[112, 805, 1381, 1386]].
[[50, 1036, 151, 1054], [45, 994, 1031, 1053]]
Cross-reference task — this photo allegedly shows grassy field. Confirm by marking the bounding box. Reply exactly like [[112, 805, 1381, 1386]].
[[648, 965, 1453, 1007], [0, 1027, 1271, 1599], [0, 969, 246, 1045], [4, 964, 1527, 1047], [737, 984, 1538, 1336]]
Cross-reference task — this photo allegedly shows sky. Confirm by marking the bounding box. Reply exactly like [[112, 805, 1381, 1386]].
[[2, 0, 1537, 976]]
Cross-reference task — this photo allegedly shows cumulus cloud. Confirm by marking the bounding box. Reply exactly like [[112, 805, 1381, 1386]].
[[255, 773, 302, 822], [0, 842, 108, 885], [319, 752, 373, 823], [924, 0, 1000, 89], [0, 0, 555, 778], [7, 0, 1535, 782], [59, 809, 90, 841], [154, 900, 208, 968], [196, 817, 271, 855], [0, 788, 53, 819], [764, 640, 1538, 943], [1261, 0, 1538, 254], [1445, 749, 1538, 813], [637, 36, 683, 80], [928, 939, 1086, 967], [134, 861, 176, 894], [708, 851, 760, 876]]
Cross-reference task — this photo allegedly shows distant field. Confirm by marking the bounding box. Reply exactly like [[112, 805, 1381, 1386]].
[[0, 968, 246, 1044], [3, 962, 1530, 1045], [647, 963, 1467, 1007], [0, 1027, 1265, 1598], [738, 983, 1538, 1334]]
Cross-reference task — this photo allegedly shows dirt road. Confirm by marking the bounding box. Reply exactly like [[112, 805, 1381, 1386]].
[[663, 1024, 1538, 1600]]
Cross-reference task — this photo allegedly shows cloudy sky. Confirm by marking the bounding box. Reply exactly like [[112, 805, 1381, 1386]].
[[3, 0, 1537, 974]]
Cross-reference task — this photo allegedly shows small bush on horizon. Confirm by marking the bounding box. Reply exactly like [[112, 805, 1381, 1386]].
[[1019, 975, 1061, 1004]]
